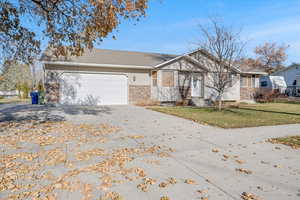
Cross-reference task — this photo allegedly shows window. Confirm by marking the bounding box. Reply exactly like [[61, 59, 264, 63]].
[[240, 76, 247, 88], [293, 80, 297, 86], [162, 71, 174, 87], [261, 81, 268, 87], [152, 71, 158, 86]]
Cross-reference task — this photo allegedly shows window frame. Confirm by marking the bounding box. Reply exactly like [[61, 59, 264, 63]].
[[151, 71, 158, 87]]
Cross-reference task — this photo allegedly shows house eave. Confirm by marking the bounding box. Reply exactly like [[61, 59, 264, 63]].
[[43, 61, 154, 70], [241, 71, 268, 75]]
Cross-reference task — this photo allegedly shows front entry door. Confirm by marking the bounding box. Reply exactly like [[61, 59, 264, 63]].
[[191, 73, 203, 97]]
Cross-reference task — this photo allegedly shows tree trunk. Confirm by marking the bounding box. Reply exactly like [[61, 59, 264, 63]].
[[218, 99, 222, 111], [217, 93, 223, 111]]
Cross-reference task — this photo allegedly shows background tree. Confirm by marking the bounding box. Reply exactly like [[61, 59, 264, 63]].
[[254, 42, 289, 73], [0, 62, 33, 98], [0, 0, 148, 66], [197, 19, 245, 110]]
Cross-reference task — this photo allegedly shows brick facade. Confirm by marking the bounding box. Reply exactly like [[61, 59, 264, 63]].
[[129, 85, 151, 104], [45, 71, 60, 104], [240, 88, 260, 100]]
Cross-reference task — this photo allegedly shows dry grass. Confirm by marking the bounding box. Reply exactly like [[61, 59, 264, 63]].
[[268, 136, 300, 149], [149, 103, 300, 128]]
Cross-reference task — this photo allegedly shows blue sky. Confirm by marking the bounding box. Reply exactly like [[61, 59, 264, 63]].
[[97, 0, 300, 65]]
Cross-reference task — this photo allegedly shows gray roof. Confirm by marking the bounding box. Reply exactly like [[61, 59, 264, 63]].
[[238, 64, 268, 75], [42, 48, 178, 67]]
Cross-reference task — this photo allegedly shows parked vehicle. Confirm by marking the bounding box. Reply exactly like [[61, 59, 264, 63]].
[[260, 76, 287, 93]]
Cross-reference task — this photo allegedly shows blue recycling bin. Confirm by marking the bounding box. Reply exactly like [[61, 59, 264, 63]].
[[30, 91, 39, 104]]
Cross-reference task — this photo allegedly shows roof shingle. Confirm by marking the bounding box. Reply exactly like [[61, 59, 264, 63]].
[[42, 48, 178, 67]]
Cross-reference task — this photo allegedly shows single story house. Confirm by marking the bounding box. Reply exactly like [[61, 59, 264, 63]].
[[42, 48, 266, 106], [272, 63, 300, 86]]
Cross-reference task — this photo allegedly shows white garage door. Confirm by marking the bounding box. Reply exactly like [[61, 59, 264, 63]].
[[60, 73, 128, 105]]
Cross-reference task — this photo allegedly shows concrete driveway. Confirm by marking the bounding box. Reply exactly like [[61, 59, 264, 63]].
[[1, 104, 300, 200]]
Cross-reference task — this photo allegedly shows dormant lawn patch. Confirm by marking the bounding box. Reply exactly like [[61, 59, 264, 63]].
[[149, 103, 300, 128], [268, 136, 300, 149]]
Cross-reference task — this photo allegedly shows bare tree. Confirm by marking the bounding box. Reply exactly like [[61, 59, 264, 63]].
[[197, 19, 245, 110], [0, 62, 33, 98], [254, 42, 289, 73]]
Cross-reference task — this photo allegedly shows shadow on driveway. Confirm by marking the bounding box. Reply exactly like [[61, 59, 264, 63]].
[[0, 103, 112, 123], [58, 105, 111, 115]]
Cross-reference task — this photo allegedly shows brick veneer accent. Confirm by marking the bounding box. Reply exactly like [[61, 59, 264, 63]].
[[45, 71, 60, 104], [129, 85, 151, 104], [45, 82, 60, 103]]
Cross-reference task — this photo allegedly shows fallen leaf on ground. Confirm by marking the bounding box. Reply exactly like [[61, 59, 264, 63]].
[[159, 182, 168, 188], [100, 192, 123, 200], [236, 168, 253, 175], [212, 149, 219, 153], [197, 190, 207, 194], [135, 168, 147, 177], [137, 183, 149, 192], [168, 177, 177, 184], [184, 179, 196, 184], [235, 160, 246, 164], [160, 196, 170, 200], [241, 192, 261, 200]]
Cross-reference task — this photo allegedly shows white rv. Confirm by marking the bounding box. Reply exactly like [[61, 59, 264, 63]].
[[260, 76, 287, 93]]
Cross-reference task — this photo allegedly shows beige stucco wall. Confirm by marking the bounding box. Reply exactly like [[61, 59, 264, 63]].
[[204, 74, 240, 101], [190, 51, 241, 101], [45, 65, 151, 86], [152, 58, 206, 102]]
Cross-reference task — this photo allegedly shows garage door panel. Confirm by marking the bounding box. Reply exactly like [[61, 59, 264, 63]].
[[60, 73, 128, 105]]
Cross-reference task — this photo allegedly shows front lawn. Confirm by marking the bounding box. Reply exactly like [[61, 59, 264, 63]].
[[268, 136, 300, 149], [149, 103, 300, 128]]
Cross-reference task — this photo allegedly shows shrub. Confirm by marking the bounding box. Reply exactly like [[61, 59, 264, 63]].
[[37, 81, 44, 93], [20, 82, 30, 99], [254, 89, 283, 103]]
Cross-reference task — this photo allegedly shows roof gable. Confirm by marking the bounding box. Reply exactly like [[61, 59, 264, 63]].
[[155, 55, 209, 72]]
